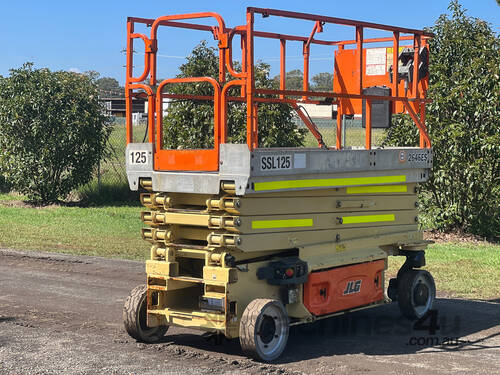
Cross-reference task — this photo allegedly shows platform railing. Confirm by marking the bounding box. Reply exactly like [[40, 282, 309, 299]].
[[125, 8, 432, 172]]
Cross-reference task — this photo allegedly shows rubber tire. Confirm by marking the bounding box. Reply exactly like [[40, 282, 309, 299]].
[[123, 285, 168, 342], [239, 299, 289, 362], [387, 277, 399, 301], [397, 270, 436, 320]]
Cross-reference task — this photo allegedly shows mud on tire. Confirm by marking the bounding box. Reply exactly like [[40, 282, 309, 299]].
[[123, 284, 168, 342], [239, 299, 289, 362]]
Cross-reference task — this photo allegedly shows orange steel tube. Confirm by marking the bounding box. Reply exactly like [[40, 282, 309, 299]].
[[291, 103, 325, 148], [336, 105, 342, 150], [365, 100, 372, 150], [225, 27, 246, 79], [150, 12, 226, 86], [254, 97, 324, 105], [255, 88, 431, 103], [392, 31, 399, 100], [128, 33, 152, 83], [159, 93, 218, 101], [303, 44, 310, 101], [219, 49, 226, 84], [128, 84, 155, 144], [280, 39, 286, 99], [147, 93, 336, 106], [245, 10, 255, 150], [306, 21, 322, 48], [155, 77, 221, 153], [253, 30, 333, 45], [155, 93, 324, 106], [125, 91, 133, 144], [125, 20, 134, 144], [247, 7, 433, 36], [150, 11, 226, 40], [412, 35, 421, 99], [224, 47, 238, 78], [139, 17, 337, 46], [419, 101, 428, 148], [403, 99, 431, 148], [302, 21, 321, 100], [356, 26, 363, 94], [240, 34, 247, 97]]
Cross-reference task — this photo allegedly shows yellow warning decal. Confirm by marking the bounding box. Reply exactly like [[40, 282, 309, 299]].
[[252, 218, 314, 229], [342, 214, 395, 224], [346, 185, 408, 194], [253, 175, 406, 191]]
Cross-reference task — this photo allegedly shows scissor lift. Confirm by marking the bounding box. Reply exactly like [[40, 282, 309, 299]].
[[122, 8, 435, 361]]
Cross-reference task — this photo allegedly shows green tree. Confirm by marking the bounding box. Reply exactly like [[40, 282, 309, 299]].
[[0, 63, 112, 203], [85, 71, 123, 97], [273, 69, 304, 91], [311, 72, 333, 92], [163, 42, 306, 149], [383, 1, 500, 237], [96, 77, 123, 97]]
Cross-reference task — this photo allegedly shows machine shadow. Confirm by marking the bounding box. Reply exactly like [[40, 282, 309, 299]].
[[278, 298, 500, 363], [156, 298, 499, 363]]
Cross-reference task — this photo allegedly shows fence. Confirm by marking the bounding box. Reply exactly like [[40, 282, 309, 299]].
[[296, 116, 387, 148], [87, 116, 388, 193], [83, 119, 129, 194]]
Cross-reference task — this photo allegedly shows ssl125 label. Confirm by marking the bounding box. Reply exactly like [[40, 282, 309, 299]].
[[260, 155, 292, 171]]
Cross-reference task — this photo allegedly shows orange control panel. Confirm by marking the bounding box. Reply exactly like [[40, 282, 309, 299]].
[[303, 260, 385, 316], [333, 46, 428, 115]]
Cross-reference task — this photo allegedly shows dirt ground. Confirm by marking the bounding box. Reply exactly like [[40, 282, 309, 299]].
[[0, 248, 498, 375]]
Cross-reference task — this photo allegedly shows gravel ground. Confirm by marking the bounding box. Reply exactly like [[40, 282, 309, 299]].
[[0, 248, 498, 375]]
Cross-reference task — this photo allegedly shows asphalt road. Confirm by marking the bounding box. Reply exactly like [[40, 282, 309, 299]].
[[0, 248, 499, 375]]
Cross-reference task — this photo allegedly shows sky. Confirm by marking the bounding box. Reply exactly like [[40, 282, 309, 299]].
[[1, 0, 498, 84]]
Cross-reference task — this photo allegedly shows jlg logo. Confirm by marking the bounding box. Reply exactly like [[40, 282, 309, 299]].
[[343, 280, 362, 295]]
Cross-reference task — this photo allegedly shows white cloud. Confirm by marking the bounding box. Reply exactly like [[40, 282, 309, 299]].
[[68, 67, 81, 73]]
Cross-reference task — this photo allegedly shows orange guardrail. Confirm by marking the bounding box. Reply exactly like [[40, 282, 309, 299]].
[[125, 8, 432, 172]]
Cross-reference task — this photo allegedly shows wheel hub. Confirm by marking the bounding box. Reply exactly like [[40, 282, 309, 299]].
[[414, 282, 429, 306], [259, 315, 276, 344]]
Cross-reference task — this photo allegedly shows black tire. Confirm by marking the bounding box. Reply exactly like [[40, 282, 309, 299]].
[[398, 270, 436, 319], [239, 299, 289, 362], [387, 277, 399, 301], [123, 285, 168, 342]]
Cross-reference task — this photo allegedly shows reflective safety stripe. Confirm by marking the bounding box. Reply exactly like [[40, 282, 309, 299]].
[[342, 214, 395, 224], [346, 185, 408, 194], [252, 218, 314, 229], [253, 175, 406, 191]]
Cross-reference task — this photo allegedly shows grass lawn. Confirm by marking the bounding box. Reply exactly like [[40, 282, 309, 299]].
[[0, 195, 146, 260], [387, 243, 500, 300], [0, 193, 498, 300]]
